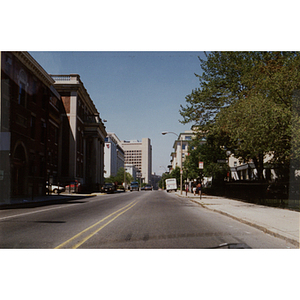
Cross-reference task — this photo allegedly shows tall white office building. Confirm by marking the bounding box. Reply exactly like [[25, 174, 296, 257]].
[[104, 133, 124, 178], [121, 138, 152, 184]]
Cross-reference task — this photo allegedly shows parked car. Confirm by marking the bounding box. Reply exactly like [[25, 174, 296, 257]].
[[46, 183, 65, 194], [130, 181, 139, 191], [65, 180, 81, 193], [144, 184, 153, 191], [100, 183, 116, 194], [116, 185, 125, 192]]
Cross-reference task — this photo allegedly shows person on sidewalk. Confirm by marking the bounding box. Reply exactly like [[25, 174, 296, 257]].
[[193, 185, 197, 196], [197, 183, 202, 198]]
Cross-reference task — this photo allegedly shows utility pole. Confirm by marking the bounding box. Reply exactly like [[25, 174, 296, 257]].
[[162, 131, 183, 195]]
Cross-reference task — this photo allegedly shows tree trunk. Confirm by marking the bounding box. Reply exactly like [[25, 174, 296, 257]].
[[253, 153, 264, 181]]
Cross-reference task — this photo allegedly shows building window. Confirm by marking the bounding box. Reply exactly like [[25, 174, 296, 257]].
[[30, 115, 36, 139], [18, 70, 27, 107], [5, 54, 12, 73], [39, 155, 45, 177], [54, 126, 59, 145], [32, 80, 37, 103], [18, 82, 26, 106], [29, 153, 35, 176], [42, 88, 47, 109], [41, 120, 46, 144]]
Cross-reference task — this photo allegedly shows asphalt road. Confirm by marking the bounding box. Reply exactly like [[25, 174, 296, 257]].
[[0, 190, 296, 249]]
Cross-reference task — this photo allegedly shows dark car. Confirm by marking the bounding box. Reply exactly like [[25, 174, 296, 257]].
[[144, 184, 152, 191], [116, 185, 125, 192], [130, 182, 139, 191], [101, 183, 116, 194]]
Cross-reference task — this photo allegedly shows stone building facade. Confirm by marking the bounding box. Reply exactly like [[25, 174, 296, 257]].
[[51, 74, 107, 191]]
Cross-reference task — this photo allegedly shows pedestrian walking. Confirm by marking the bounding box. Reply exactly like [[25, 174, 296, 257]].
[[197, 183, 202, 199], [193, 185, 196, 196]]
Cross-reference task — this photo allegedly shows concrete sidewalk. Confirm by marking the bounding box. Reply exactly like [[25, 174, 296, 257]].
[[176, 191, 300, 247]]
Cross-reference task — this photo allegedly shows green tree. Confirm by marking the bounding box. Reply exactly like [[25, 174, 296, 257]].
[[169, 166, 181, 188], [105, 167, 133, 185], [214, 94, 291, 179], [180, 51, 300, 180], [184, 134, 229, 182]]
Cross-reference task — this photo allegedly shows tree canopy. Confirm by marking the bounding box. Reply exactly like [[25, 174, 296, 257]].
[[180, 51, 300, 180], [183, 134, 229, 182], [105, 167, 133, 185]]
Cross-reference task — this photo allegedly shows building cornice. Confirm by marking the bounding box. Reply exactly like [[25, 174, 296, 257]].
[[12, 52, 54, 87], [51, 74, 98, 115]]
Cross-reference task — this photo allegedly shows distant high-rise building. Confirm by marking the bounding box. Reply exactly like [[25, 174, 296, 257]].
[[104, 132, 124, 178], [121, 138, 152, 184]]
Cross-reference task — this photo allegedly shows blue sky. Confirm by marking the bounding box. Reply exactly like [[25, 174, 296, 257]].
[[30, 51, 203, 175]]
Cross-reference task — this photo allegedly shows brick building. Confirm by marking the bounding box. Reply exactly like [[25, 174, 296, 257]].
[[0, 52, 62, 203]]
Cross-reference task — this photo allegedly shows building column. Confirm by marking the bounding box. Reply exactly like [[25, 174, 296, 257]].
[[69, 91, 77, 179]]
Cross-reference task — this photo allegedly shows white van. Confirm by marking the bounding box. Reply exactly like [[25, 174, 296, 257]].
[[165, 178, 177, 192]]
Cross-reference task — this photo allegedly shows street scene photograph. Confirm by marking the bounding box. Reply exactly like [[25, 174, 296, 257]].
[[1, 51, 299, 250], [1, 2, 300, 299]]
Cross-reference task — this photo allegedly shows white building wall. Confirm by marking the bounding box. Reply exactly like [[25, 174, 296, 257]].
[[104, 133, 124, 178], [104, 142, 112, 178], [170, 130, 197, 171], [122, 138, 152, 184]]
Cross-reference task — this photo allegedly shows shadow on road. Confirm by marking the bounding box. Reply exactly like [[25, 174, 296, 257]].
[[0, 195, 93, 210]]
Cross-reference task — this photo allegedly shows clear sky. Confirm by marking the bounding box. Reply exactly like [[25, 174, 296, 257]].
[[30, 51, 203, 175]]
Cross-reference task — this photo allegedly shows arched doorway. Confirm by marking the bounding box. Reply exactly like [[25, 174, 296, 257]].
[[12, 143, 28, 196]]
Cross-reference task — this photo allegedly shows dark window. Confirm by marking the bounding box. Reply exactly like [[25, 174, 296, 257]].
[[41, 121, 46, 144], [30, 116, 36, 139], [18, 83, 26, 106], [29, 153, 35, 176], [39, 155, 45, 177], [32, 80, 37, 103], [42, 88, 47, 109], [54, 126, 59, 144]]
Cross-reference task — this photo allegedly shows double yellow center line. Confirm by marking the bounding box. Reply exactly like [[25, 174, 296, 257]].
[[55, 200, 138, 249]]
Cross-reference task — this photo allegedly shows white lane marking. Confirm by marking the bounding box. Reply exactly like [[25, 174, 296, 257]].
[[0, 192, 131, 221], [0, 204, 78, 221]]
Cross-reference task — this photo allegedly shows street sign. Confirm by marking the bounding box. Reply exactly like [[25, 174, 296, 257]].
[[199, 161, 203, 169]]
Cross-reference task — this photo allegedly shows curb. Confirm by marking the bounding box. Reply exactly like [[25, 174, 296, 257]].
[[177, 194, 299, 247], [192, 199, 299, 247]]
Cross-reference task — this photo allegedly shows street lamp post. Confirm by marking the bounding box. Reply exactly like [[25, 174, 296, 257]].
[[162, 131, 183, 195], [159, 166, 167, 190]]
